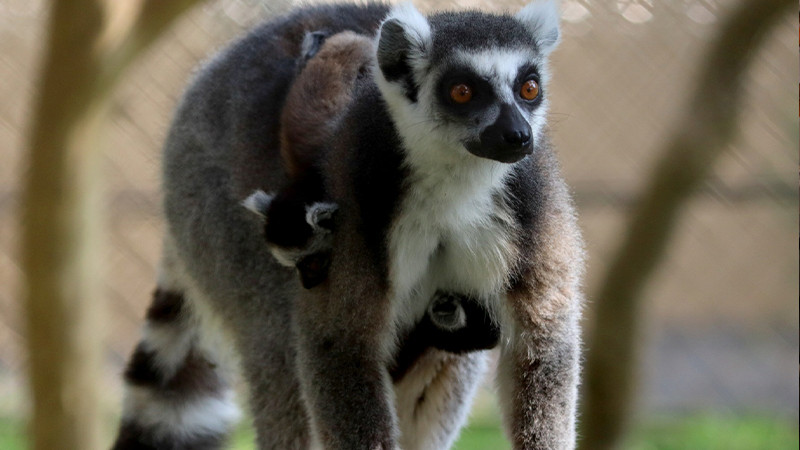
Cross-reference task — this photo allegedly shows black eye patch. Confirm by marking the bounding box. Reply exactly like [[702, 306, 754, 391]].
[[514, 64, 544, 107], [436, 67, 496, 117]]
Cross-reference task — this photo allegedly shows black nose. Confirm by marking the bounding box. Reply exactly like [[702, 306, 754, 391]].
[[503, 128, 531, 148], [465, 104, 535, 163]]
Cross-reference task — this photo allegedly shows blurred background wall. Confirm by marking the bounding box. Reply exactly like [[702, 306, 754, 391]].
[[0, 0, 797, 447]]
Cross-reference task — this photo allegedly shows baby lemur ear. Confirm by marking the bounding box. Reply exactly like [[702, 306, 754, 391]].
[[242, 190, 274, 221], [305, 202, 338, 232], [515, 0, 561, 55], [376, 2, 431, 101], [301, 31, 329, 63]]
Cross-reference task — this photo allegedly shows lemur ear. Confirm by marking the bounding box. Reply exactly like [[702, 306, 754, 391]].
[[515, 0, 561, 55], [377, 2, 430, 97], [242, 190, 274, 221]]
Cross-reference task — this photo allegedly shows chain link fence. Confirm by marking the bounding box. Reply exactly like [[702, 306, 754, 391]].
[[1, 0, 797, 421]]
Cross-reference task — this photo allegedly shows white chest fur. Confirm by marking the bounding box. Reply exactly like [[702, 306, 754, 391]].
[[387, 158, 519, 326]]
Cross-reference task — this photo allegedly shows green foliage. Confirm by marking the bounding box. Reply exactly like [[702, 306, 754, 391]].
[[224, 420, 513, 450], [0, 414, 797, 449], [226, 414, 799, 450], [453, 424, 511, 450], [232, 422, 255, 449], [0, 417, 24, 450], [625, 414, 800, 450]]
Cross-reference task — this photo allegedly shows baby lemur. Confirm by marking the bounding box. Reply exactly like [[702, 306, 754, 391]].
[[243, 30, 368, 288], [244, 30, 499, 355]]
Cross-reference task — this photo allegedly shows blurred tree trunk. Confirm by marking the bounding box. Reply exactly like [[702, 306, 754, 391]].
[[21, 1, 204, 449], [578, 0, 794, 449]]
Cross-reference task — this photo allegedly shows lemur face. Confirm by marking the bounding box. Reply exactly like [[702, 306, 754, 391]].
[[376, 1, 560, 165], [432, 50, 543, 163]]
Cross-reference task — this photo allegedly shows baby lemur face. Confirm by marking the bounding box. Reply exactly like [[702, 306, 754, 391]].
[[243, 190, 496, 350]]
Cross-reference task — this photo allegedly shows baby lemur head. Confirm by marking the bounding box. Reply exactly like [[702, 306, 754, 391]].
[[243, 189, 337, 289], [374, 1, 560, 166]]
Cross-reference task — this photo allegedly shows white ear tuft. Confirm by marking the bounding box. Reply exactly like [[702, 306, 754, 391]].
[[383, 2, 431, 47], [242, 190, 274, 219], [376, 2, 431, 84], [515, 0, 561, 55]]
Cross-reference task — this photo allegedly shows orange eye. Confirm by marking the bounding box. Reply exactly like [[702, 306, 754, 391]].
[[450, 83, 473, 103], [520, 79, 539, 101]]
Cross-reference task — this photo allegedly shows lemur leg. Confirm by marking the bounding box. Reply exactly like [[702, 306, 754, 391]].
[[112, 285, 239, 449], [395, 350, 488, 450], [292, 219, 397, 449], [241, 335, 313, 450], [496, 307, 580, 450], [496, 210, 583, 450]]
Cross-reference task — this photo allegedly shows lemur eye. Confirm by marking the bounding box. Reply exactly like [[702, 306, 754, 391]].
[[450, 83, 473, 103], [520, 79, 539, 101]]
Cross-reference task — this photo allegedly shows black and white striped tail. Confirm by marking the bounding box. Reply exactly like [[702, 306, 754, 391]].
[[112, 288, 239, 450]]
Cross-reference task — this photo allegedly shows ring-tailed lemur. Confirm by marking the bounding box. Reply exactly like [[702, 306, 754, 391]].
[[112, 2, 584, 450]]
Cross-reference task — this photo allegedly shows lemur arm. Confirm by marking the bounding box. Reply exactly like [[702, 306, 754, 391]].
[[292, 209, 398, 449], [497, 170, 584, 450], [498, 293, 581, 450]]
